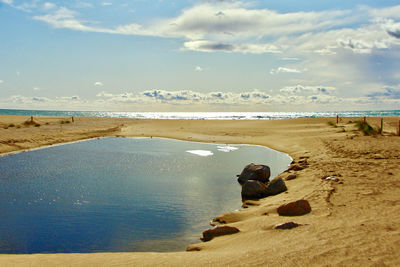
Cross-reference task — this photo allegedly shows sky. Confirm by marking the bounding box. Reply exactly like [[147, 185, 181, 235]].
[[1, 0, 400, 112]]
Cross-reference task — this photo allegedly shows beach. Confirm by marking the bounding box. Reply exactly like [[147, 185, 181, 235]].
[[0, 115, 399, 266]]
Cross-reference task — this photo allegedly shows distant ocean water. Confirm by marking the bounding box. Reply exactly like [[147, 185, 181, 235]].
[[0, 109, 399, 120]]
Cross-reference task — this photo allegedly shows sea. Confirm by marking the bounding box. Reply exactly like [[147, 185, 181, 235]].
[[0, 109, 399, 120]]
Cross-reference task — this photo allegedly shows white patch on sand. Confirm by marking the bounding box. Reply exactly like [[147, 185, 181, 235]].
[[217, 146, 239, 152], [186, 150, 214, 157]]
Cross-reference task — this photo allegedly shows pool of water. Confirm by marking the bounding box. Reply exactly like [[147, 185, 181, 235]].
[[0, 137, 291, 253]]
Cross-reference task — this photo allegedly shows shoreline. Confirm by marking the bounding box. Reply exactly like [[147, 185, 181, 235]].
[[0, 115, 399, 266]]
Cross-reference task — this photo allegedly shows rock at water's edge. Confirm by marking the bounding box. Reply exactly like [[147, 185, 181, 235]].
[[237, 163, 271, 185], [265, 177, 287, 196], [201, 226, 240, 242], [241, 180, 267, 199]]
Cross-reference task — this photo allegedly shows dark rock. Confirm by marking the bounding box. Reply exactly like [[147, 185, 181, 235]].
[[274, 222, 301, 229], [265, 177, 287, 196], [201, 226, 240, 242], [298, 159, 308, 164], [287, 164, 304, 171], [237, 163, 271, 185], [212, 217, 226, 224], [286, 174, 297, 180], [277, 200, 311, 216], [241, 180, 267, 199]]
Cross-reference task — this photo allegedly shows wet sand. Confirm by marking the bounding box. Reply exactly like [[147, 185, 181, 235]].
[[0, 115, 399, 266]]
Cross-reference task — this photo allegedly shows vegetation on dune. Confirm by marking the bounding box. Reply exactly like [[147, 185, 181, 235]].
[[327, 121, 337, 127], [355, 121, 377, 136]]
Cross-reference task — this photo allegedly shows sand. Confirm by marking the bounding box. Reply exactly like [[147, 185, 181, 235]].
[[0, 115, 399, 266]]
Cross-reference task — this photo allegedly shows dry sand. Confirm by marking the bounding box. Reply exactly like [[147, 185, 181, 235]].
[[0, 115, 399, 266]]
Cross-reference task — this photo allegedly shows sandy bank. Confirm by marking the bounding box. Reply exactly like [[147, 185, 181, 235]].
[[0, 115, 399, 266]]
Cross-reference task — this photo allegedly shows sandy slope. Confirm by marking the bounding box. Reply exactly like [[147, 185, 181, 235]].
[[0, 115, 399, 266]]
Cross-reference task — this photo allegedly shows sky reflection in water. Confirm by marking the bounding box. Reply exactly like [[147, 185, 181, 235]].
[[0, 137, 291, 253]]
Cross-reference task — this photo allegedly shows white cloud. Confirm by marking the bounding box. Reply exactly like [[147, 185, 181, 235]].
[[29, 3, 400, 57], [281, 57, 300, 61], [270, 67, 303, 75], [2, 85, 400, 111], [195, 66, 203, 71], [28, 3, 348, 40], [91, 87, 400, 110], [143, 3, 352, 40], [43, 2, 56, 10], [102, 2, 112, 6], [33, 7, 114, 33], [183, 40, 281, 54], [0, 0, 13, 5], [96, 89, 272, 105], [94, 81, 103, 86], [33, 87, 40, 91], [366, 5, 400, 19], [383, 20, 400, 39], [367, 86, 400, 99], [0, 80, 3, 84], [7, 95, 81, 105], [279, 85, 336, 95]]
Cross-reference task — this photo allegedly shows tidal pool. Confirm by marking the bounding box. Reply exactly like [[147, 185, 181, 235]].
[[0, 137, 291, 253]]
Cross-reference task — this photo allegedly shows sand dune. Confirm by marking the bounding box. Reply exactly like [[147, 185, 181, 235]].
[[0, 115, 399, 266]]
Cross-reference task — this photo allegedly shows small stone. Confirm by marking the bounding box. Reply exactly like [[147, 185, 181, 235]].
[[324, 176, 339, 182], [186, 246, 201, 251], [277, 200, 311, 216], [274, 222, 301, 229], [201, 226, 240, 242], [287, 164, 304, 171], [286, 174, 297, 181]]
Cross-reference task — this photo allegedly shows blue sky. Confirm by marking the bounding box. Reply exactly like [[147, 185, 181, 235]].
[[1, 0, 400, 111]]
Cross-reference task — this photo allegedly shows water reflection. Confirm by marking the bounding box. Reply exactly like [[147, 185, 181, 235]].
[[0, 137, 291, 253]]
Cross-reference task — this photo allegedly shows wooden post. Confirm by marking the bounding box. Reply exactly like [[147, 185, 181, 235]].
[[363, 116, 366, 124], [398, 120, 400, 136], [30, 116, 33, 123], [336, 115, 339, 124], [71, 116, 74, 123], [380, 118, 383, 134]]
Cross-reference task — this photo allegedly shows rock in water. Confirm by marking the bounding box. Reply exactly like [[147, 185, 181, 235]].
[[201, 226, 240, 242], [265, 177, 287, 196], [237, 163, 271, 185], [241, 180, 268, 199], [277, 200, 311, 216]]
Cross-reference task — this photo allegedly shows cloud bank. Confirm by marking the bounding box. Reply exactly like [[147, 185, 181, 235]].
[[2, 86, 399, 111]]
